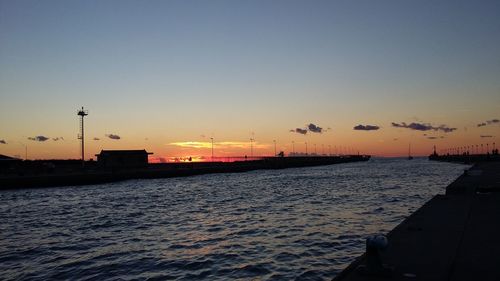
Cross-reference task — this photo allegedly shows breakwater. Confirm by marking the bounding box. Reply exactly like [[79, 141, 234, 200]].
[[333, 161, 500, 281], [0, 155, 369, 189], [429, 153, 499, 164]]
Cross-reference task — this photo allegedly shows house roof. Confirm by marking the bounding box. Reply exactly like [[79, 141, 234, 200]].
[[0, 154, 22, 161], [96, 149, 153, 156]]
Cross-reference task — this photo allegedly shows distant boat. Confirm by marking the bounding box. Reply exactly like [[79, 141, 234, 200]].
[[408, 143, 414, 160]]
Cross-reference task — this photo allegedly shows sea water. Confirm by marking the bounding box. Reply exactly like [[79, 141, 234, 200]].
[[0, 158, 468, 280]]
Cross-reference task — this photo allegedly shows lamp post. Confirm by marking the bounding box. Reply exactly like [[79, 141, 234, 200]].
[[210, 137, 214, 162], [250, 138, 254, 157], [19, 142, 28, 160]]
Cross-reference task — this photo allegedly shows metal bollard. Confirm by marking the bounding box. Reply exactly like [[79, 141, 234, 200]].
[[357, 235, 393, 277]]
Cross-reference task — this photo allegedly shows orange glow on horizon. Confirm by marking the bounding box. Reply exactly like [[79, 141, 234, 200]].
[[148, 155, 269, 163], [2, 125, 497, 160]]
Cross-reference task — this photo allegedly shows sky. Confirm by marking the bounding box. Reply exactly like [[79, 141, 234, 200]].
[[1, 0, 499, 160]]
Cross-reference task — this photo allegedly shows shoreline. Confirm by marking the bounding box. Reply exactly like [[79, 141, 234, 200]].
[[0, 155, 369, 190]]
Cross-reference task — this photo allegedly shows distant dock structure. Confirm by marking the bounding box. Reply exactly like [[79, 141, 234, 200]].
[[77, 107, 88, 167]]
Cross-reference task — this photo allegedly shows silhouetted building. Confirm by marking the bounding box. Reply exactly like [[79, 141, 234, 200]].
[[0, 154, 21, 161], [95, 150, 153, 168], [0, 154, 22, 173]]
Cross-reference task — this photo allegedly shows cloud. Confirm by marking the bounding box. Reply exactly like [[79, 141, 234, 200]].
[[435, 125, 457, 133], [170, 141, 211, 149], [477, 119, 499, 127], [290, 123, 326, 134], [353, 124, 380, 131], [427, 136, 437, 139], [307, 123, 323, 133], [480, 135, 494, 138], [106, 134, 121, 140], [392, 122, 432, 131], [0, 139, 6, 144], [93, 137, 100, 141], [391, 122, 457, 133], [52, 137, 64, 141], [170, 141, 269, 149], [290, 128, 308, 135], [28, 136, 49, 142]]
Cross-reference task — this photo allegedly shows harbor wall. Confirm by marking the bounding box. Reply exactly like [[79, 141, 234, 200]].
[[0, 155, 370, 190], [333, 160, 500, 281]]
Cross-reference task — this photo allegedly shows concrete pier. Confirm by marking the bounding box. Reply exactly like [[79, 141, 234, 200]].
[[428, 153, 499, 164], [0, 155, 369, 189], [334, 161, 500, 281]]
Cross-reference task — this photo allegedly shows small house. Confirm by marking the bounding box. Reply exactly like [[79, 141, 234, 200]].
[[95, 150, 153, 168]]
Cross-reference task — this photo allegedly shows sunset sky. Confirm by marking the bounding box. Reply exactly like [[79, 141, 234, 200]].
[[1, 0, 499, 160]]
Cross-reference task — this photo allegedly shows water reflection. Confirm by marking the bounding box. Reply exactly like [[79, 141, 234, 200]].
[[0, 158, 468, 280]]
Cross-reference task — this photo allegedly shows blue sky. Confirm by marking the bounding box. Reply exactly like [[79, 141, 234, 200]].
[[1, 0, 499, 158]]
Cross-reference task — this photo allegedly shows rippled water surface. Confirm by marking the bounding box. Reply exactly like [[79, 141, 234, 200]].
[[0, 158, 468, 280]]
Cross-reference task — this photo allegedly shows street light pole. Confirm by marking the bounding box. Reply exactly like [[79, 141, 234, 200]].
[[250, 138, 254, 157], [210, 137, 214, 162], [18, 142, 28, 160]]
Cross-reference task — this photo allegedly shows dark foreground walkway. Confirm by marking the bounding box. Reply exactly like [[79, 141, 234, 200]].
[[334, 161, 500, 281]]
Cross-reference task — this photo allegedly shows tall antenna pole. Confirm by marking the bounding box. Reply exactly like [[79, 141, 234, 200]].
[[77, 107, 88, 167]]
